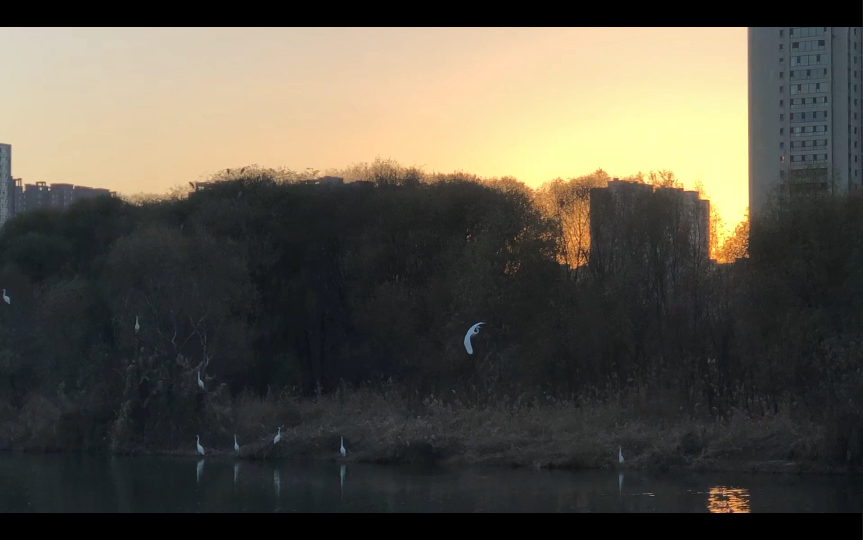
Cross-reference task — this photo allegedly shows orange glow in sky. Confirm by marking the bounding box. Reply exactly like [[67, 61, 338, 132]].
[[0, 27, 748, 228]]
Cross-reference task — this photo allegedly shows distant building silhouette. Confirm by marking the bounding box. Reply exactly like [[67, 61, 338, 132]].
[[749, 26, 863, 216], [0, 144, 10, 226], [589, 179, 710, 278], [0, 143, 117, 226]]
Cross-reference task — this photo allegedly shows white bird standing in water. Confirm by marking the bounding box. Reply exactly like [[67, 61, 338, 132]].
[[197, 371, 205, 391], [273, 427, 281, 445], [2, 289, 10, 305], [196, 435, 205, 456], [234, 434, 240, 452], [340, 436, 346, 457], [134, 316, 140, 335], [463, 322, 484, 355], [619, 446, 624, 464]]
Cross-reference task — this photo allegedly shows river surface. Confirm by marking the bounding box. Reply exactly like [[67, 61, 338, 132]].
[[1, 454, 862, 512]]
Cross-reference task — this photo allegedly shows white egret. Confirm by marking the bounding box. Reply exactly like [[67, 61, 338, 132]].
[[134, 316, 140, 335], [340, 436, 346, 457], [196, 459, 204, 483], [619, 446, 624, 464], [196, 435, 205, 456], [234, 434, 240, 452], [2, 289, 9, 305], [197, 371, 205, 391], [463, 322, 485, 355], [273, 426, 281, 445]]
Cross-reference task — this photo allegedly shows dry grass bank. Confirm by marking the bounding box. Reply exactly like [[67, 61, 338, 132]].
[[227, 388, 846, 474], [0, 385, 855, 475]]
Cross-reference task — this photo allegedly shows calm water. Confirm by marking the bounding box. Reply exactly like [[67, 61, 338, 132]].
[[1, 454, 862, 512]]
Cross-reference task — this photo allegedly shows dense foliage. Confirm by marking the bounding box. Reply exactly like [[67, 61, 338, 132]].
[[0, 160, 859, 459]]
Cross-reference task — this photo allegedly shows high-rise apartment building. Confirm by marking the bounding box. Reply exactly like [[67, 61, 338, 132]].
[[749, 27, 863, 216], [0, 144, 10, 226]]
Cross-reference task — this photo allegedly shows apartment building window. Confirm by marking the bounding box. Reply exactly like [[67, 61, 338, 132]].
[[780, 85, 784, 93], [780, 44, 784, 50], [780, 29, 784, 37], [789, 27, 826, 38], [780, 114, 785, 121], [780, 71, 784, 78], [780, 155, 785, 162], [780, 128, 784, 135], [780, 99, 784, 107], [780, 141, 785, 149]]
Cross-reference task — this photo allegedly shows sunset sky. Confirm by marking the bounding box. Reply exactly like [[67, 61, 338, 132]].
[[0, 27, 748, 230]]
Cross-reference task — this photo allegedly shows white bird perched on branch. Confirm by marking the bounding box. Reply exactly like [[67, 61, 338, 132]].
[[340, 436, 346, 457], [196, 435, 205, 456], [619, 446, 624, 464], [134, 316, 140, 335], [463, 322, 484, 355], [2, 289, 9, 305], [197, 371, 205, 391], [274, 426, 281, 445], [234, 434, 240, 452]]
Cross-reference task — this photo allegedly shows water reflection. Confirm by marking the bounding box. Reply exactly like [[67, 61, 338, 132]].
[[340, 465, 346, 500], [273, 468, 281, 512], [707, 486, 751, 513], [0, 455, 860, 512]]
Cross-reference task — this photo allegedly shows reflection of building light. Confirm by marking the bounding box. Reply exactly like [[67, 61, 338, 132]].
[[708, 486, 751, 513]]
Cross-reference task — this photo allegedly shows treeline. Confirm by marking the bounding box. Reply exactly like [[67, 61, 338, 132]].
[[0, 159, 859, 458]]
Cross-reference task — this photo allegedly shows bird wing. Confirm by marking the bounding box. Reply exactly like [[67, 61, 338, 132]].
[[463, 331, 474, 354]]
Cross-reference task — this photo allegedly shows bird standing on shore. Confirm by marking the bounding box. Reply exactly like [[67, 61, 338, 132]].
[[340, 436, 346, 457], [463, 322, 484, 355], [197, 371, 205, 391], [273, 427, 281, 445], [2, 289, 10, 305], [619, 446, 624, 464], [196, 435, 205, 456], [234, 434, 240, 452]]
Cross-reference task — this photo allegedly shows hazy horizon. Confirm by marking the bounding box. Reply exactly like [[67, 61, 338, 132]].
[[0, 27, 747, 228]]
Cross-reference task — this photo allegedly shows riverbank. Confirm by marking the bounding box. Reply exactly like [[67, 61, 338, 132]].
[[2, 387, 858, 475]]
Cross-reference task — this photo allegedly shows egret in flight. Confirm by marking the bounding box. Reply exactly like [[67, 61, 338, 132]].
[[463, 322, 484, 355], [196, 435, 205, 456]]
